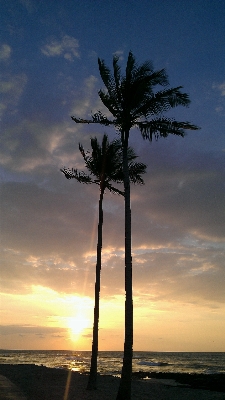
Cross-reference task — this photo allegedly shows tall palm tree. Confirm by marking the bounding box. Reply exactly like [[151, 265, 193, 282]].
[[71, 52, 200, 399], [61, 134, 146, 390]]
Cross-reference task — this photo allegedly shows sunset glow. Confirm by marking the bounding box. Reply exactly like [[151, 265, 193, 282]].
[[68, 315, 90, 338]]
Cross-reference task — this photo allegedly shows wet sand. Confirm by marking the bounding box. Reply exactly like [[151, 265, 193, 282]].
[[0, 364, 224, 400]]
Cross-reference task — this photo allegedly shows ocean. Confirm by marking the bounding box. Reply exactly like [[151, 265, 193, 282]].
[[0, 350, 224, 376]]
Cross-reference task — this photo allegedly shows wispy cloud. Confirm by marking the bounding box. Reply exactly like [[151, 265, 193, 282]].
[[113, 50, 124, 60], [0, 73, 27, 119], [213, 81, 225, 96], [41, 35, 80, 61], [0, 44, 12, 61], [0, 324, 67, 336], [212, 82, 225, 115]]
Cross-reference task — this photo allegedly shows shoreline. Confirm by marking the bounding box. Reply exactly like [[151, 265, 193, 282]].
[[0, 364, 224, 400]]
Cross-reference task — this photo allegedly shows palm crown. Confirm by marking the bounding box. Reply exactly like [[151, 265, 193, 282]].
[[61, 134, 146, 194], [73, 52, 199, 141], [98, 52, 199, 136]]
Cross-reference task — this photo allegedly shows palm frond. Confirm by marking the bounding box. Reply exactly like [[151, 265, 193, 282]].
[[98, 57, 123, 111], [131, 87, 190, 119], [106, 182, 124, 196], [60, 167, 92, 183], [92, 111, 114, 126], [71, 113, 115, 127], [154, 86, 191, 109], [137, 118, 200, 141], [132, 60, 154, 78], [98, 91, 120, 118], [71, 116, 93, 124], [128, 161, 147, 184], [113, 55, 122, 104], [132, 66, 168, 87], [98, 58, 113, 92], [125, 51, 137, 84], [126, 146, 138, 161]]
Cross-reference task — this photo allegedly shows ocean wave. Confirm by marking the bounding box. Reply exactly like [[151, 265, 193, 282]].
[[137, 361, 169, 367]]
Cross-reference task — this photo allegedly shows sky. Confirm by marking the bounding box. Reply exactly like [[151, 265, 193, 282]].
[[0, 0, 225, 352]]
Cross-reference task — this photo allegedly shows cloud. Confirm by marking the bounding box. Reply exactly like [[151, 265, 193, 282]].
[[213, 82, 225, 96], [1, 116, 224, 305], [132, 247, 225, 304], [1, 160, 224, 308], [0, 74, 104, 173], [0, 117, 85, 173], [0, 44, 11, 61], [131, 148, 225, 242], [41, 35, 80, 61], [0, 73, 27, 119], [212, 82, 225, 115], [82, 333, 93, 338], [0, 324, 66, 336], [70, 74, 103, 117], [113, 50, 124, 60]]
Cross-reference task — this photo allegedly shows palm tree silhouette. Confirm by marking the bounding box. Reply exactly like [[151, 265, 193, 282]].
[[61, 134, 146, 390], [71, 51, 200, 399]]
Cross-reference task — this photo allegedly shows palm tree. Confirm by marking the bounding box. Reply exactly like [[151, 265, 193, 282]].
[[61, 134, 146, 390], [71, 52, 200, 399]]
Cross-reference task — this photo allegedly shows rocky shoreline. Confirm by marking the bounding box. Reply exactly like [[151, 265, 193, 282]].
[[0, 364, 224, 400]]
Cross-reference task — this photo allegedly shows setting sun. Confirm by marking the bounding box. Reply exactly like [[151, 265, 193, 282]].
[[68, 315, 90, 338]]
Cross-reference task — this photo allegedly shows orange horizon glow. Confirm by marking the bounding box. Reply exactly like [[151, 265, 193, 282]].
[[1, 284, 225, 352]]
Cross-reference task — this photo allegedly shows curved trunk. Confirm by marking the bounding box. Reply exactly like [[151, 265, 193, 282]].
[[116, 131, 133, 400], [87, 187, 104, 390]]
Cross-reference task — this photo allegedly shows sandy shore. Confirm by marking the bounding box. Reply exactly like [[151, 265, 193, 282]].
[[0, 364, 224, 400]]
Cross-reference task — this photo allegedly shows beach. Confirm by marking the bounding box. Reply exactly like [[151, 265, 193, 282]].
[[0, 365, 225, 400]]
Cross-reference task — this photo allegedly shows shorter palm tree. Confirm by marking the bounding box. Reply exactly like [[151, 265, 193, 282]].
[[61, 134, 146, 390]]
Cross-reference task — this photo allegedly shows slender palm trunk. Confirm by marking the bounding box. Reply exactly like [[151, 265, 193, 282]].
[[87, 188, 104, 390], [116, 132, 133, 400]]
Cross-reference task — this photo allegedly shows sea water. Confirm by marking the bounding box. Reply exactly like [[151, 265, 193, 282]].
[[0, 350, 224, 375]]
